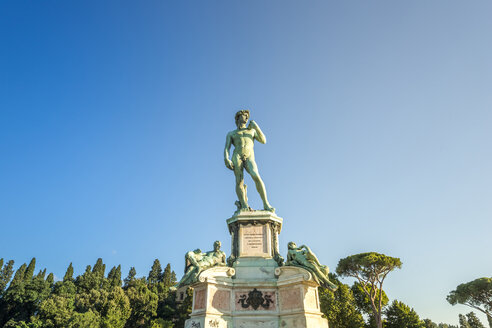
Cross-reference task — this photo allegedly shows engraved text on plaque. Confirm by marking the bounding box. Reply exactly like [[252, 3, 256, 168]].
[[240, 224, 269, 256]]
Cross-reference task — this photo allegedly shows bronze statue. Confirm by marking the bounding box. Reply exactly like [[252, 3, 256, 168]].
[[286, 242, 337, 291], [224, 110, 274, 212], [176, 241, 226, 287]]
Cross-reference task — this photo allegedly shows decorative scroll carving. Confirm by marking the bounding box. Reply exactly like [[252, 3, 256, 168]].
[[198, 267, 235, 282], [237, 288, 274, 310], [275, 266, 312, 281]]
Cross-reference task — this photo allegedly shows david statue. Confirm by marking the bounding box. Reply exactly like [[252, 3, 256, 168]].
[[224, 110, 274, 212]]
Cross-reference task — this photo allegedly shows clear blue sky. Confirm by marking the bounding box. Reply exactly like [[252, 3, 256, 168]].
[[1, 0, 491, 325]]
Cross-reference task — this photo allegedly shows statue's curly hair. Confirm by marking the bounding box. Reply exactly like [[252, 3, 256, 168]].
[[235, 109, 250, 127]]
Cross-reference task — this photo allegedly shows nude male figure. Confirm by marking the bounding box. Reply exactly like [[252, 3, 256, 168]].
[[224, 110, 274, 212]]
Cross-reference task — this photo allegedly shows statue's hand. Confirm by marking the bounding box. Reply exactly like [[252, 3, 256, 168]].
[[248, 120, 258, 129], [225, 159, 234, 170]]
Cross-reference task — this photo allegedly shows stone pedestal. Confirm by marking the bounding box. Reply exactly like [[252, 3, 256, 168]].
[[184, 211, 329, 328], [227, 211, 283, 268]]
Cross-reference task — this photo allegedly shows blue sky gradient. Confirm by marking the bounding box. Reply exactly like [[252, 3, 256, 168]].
[[1, 1, 491, 325]]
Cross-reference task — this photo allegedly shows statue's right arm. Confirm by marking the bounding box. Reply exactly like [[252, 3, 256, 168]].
[[224, 133, 234, 170]]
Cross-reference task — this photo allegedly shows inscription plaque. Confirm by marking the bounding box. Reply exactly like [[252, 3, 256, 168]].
[[240, 224, 269, 256]]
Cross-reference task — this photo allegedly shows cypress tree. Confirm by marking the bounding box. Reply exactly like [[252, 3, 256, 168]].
[[24, 258, 36, 282], [63, 263, 74, 282], [0, 264, 28, 325], [35, 269, 46, 280], [148, 259, 162, 285], [10, 264, 27, 286], [171, 271, 177, 285], [162, 263, 172, 288], [92, 258, 105, 278], [112, 265, 122, 287], [0, 260, 15, 293], [108, 266, 116, 281], [107, 265, 122, 288], [124, 267, 137, 288], [46, 273, 54, 285], [465, 312, 485, 328]]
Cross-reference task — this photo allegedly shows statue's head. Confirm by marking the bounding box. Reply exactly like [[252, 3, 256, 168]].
[[288, 242, 297, 250], [235, 110, 250, 128], [213, 240, 221, 251]]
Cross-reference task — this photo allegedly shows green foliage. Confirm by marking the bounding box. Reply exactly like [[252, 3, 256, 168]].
[[1, 254, 445, 328], [92, 259, 106, 279], [467, 312, 486, 328], [24, 258, 36, 282], [336, 253, 402, 282], [125, 278, 158, 328], [0, 258, 185, 328], [172, 288, 193, 328], [447, 278, 492, 326], [68, 310, 100, 328], [352, 282, 389, 315], [162, 264, 176, 290], [385, 300, 425, 328], [460, 314, 472, 328], [76, 260, 109, 292], [0, 260, 53, 327], [319, 274, 365, 328], [64, 263, 74, 282], [148, 260, 163, 286], [458, 312, 487, 328], [438, 324, 459, 328], [150, 318, 174, 328], [124, 267, 137, 288], [336, 252, 402, 328], [0, 259, 15, 293], [36, 293, 75, 327], [10, 264, 27, 287], [423, 318, 438, 328], [108, 265, 122, 288], [46, 273, 54, 286]]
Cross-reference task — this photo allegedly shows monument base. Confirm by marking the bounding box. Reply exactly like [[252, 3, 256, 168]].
[[184, 266, 328, 328], [184, 211, 329, 328]]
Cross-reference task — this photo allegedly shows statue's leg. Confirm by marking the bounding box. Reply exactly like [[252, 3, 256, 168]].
[[307, 263, 337, 290], [178, 267, 194, 287], [245, 158, 274, 212], [232, 156, 248, 209]]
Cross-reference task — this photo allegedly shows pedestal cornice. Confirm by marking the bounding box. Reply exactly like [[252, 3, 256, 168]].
[[226, 210, 283, 234]]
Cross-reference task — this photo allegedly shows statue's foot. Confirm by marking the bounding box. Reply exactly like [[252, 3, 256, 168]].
[[264, 204, 275, 212]]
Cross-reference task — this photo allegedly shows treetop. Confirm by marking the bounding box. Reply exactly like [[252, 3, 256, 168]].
[[336, 252, 402, 281], [447, 277, 492, 309]]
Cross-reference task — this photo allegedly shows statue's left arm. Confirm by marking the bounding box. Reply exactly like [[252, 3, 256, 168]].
[[300, 245, 322, 266], [249, 120, 266, 144]]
